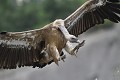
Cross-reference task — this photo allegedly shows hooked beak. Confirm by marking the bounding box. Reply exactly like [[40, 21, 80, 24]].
[[69, 38, 80, 43], [76, 39, 80, 43]]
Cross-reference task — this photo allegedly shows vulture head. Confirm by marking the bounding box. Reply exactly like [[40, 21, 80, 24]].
[[53, 19, 80, 43]]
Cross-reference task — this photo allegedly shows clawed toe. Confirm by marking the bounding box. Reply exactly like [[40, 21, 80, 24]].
[[75, 40, 85, 50], [61, 54, 66, 62], [70, 40, 85, 56], [79, 40, 85, 47]]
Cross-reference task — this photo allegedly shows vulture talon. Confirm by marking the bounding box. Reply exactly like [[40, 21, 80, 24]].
[[61, 54, 66, 62], [70, 40, 85, 55]]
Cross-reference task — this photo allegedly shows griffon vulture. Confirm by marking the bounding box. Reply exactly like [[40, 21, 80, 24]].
[[0, 0, 120, 69]]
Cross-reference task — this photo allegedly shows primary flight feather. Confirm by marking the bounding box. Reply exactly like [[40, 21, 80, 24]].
[[0, 0, 120, 69]]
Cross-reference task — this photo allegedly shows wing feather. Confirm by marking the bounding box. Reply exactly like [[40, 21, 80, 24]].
[[65, 0, 120, 36], [0, 28, 51, 69]]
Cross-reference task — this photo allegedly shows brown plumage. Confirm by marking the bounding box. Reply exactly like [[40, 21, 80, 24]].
[[0, 0, 120, 69], [0, 23, 67, 69]]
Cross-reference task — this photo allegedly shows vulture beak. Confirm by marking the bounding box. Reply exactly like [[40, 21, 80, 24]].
[[76, 39, 80, 43], [69, 36, 80, 43]]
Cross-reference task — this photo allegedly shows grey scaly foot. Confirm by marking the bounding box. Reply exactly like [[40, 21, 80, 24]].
[[70, 40, 85, 56]]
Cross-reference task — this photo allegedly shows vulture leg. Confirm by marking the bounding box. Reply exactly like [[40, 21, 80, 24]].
[[64, 41, 74, 54], [48, 44, 60, 65], [65, 40, 85, 56]]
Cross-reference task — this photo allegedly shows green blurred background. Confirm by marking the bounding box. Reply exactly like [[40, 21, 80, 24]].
[[0, 0, 113, 32]]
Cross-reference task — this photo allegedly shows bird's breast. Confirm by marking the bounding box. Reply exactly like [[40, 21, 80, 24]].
[[45, 28, 67, 52]]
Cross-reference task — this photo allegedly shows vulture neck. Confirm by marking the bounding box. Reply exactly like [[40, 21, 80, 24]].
[[58, 26, 71, 39]]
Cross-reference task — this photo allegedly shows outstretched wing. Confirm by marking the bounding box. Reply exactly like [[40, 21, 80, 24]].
[[65, 0, 120, 37], [0, 29, 46, 69]]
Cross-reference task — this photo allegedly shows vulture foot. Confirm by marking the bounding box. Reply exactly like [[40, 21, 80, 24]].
[[70, 40, 85, 56]]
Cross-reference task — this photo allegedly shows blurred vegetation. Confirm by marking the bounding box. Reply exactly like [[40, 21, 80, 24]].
[[0, 0, 113, 32]]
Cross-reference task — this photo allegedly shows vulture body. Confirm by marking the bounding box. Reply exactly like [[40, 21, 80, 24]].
[[0, 0, 120, 69], [0, 22, 67, 69]]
